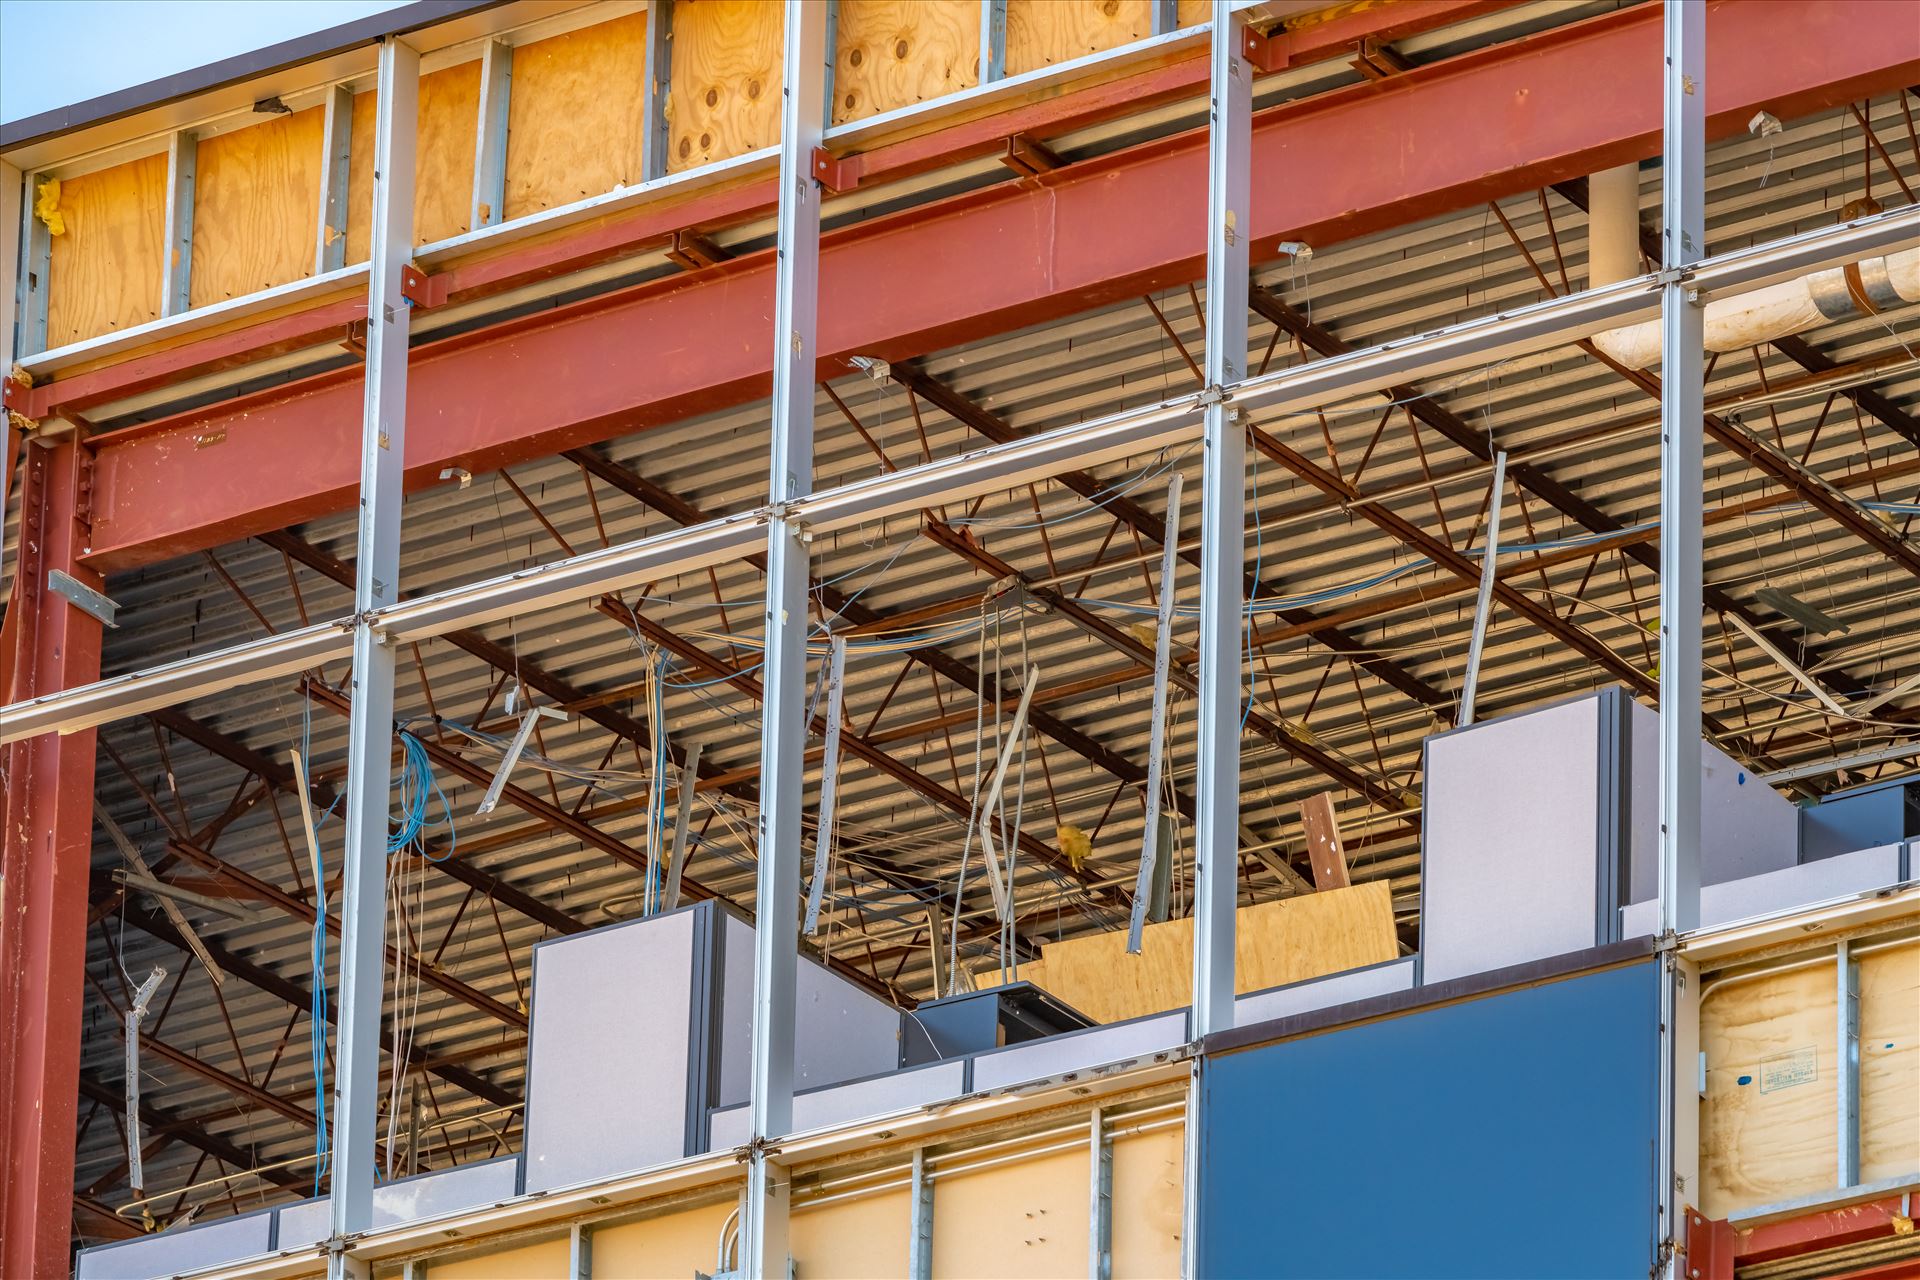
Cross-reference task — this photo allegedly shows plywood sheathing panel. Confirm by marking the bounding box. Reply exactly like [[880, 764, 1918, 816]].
[[189, 108, 325, 309], [933, 1143, 1089, 1277], [347, 60, 483, 259], [990, 881, 1398, 1024], [667, 0, 783, 173], [1701, 961, 1838, 1216], [832, 1, 979, 126], [1859, 940, 1920, 1183], [1110, 1125, 1183, 1278], [45, 153, 167, 346], [504, 11, 651, 221], [792, 1186, 912, 1278], [1006, 0, 1203, 77], [590, 1198, 736, 1277]]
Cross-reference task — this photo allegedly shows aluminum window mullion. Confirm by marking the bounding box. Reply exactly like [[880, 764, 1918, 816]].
[[1192, 0, 1249, 1044], [327, 34, 419, 1280], [1656, 3, 1706, 1276], [742, 2, 828, 1275]]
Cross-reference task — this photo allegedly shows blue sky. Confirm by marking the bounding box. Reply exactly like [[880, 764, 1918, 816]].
[[1, 0, 412, 125]]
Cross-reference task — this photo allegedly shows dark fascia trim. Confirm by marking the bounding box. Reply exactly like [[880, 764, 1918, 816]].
[[1202, 935, 1658, 1057], [1, 0, 510, 151]]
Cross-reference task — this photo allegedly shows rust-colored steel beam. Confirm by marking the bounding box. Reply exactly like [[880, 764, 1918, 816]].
[[0, 441, 104, 1280], [919, 518, 1419, 821], [68, 1, 1917, 569], [892, 365, 1452, 714], [1246, 288, 1833, 688]]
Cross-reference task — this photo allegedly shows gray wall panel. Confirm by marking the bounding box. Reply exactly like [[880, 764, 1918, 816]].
[[1234, 958, 1415, 1026], [715, 912, 900, 1107], [522, 910, 698, 1193], [710, 1059, 968, 1148], [1421, 697, 1604, 983], [275, 1157, 520, 1249], [77, 1210, 274, 1279], [1620, 842, 1904, 936], [969, 1012, 1187, 1092], [1627, 698, 1797, 901]]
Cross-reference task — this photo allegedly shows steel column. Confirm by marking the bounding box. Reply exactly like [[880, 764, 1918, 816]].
[[1656, 0, 1704, 936], [329, 34, 418, 1279], [1657, 3, 1705, 1276], [1192, 0, 1249, 1042], [0, 440, 104, 1279], [743, 3, 827, 1274]]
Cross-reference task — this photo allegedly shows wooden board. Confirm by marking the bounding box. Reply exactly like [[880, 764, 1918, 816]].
[[504, 10, 651, 221], [666, 0, 783, 173], [589, 1198, 735, 1278], [424, 1236, 567, 1279], [1859, 940, 1920, 1183], [792, 1186, 911, 1278], [346, 59, 482, 259], [189, 108, 325, 309], [44, 153, 168, 346], [832, 1, 979, 126], [932, 1143, 1089, 1277], [1700, 961, 1837, 1216], [989, 881, 1398, 1024], [1007, 0, 1161, 76], [1110, 1124, 1183, 1279]]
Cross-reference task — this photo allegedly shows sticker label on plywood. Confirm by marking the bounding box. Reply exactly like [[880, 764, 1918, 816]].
[[1758, 1046, 1818, 1093]]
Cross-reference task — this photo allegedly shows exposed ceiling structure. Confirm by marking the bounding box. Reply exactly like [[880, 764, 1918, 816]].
[[10, 4, 1915, 1249]]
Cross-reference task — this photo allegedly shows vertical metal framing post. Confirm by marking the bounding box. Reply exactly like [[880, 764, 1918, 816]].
[[472, 39, 514, 231], [1656, 2, 1704, 1274], [316, 86, 355, 275], [980, 0, 1008, 84], [16, 165, 51, 356], [160, 130, 198, 317], [2, 160, 20, 365], [742, 3, 827, 1274], [1182, 10, 1249, 1269], [1837, 939, 1860, 1188], [1192, 0, 1249, 1041], [1088, 1108, 1114, 1280], [328, 35, 418, 1280], [907, 1147, 934, 1279], [642, 0, 675, 182], [1150, 0, 1179, 35], [0, 440, 104, 1279]]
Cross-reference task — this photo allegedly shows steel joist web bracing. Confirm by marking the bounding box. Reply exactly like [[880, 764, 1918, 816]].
[[1, 0, 1918, 1270]]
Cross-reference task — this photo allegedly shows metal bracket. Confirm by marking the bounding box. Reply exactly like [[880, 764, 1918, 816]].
[[47, 569, 119, 627], [399, 263, 445, 309], [812, 146, 851, 193]]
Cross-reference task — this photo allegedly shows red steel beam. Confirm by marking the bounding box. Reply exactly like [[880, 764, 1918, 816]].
[[14, 0, 1502, 425], [73, 1, 1920, 571], [0, 441, 105, 1279], [1685, 1192, 1920, 1280]]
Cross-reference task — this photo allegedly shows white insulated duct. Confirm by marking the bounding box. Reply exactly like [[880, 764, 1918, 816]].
[[1586, 162, 1920, 368]]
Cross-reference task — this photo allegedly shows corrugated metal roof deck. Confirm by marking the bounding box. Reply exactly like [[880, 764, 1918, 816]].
[[53, 90, 1920, 1234]]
